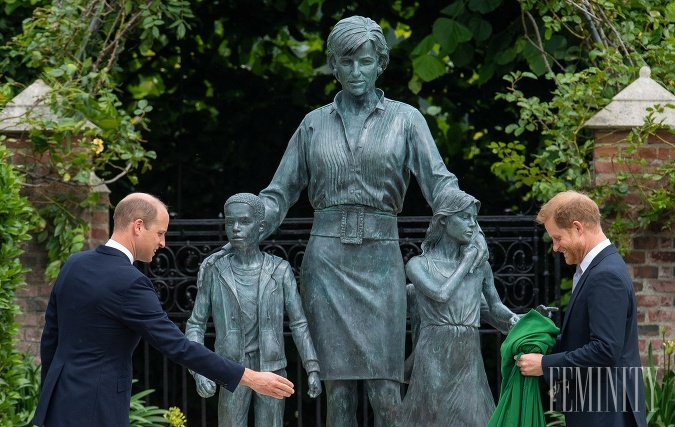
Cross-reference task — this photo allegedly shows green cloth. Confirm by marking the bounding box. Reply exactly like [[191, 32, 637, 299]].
[[487, 309, 560, 427]]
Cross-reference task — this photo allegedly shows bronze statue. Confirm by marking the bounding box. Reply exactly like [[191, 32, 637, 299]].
[[185, 193, 321, 427], [255, 16, 489, 426], [399, 188, 518, 427], [204, 15, 489, 426]]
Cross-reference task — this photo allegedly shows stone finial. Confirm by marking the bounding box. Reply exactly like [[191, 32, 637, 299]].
[[584, 66, 675, 129], [640, 66, 650, 79]]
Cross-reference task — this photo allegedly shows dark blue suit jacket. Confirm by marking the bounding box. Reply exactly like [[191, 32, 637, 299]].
[[33, 245, 245, 427], [542, 244, 647, 427]]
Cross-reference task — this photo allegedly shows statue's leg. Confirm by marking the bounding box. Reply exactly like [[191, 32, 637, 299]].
[[365, 379, 401, 427], [218, 385, 252, 427], [325, 380, 358, 427], [253, 390, 284, 427], [253, 369, 286, 427]]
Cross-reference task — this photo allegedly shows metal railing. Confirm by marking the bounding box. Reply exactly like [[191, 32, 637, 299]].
[[134, 215, 561, 426]]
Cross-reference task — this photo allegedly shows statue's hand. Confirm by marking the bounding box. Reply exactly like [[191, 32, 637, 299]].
[[508, 314, 522, 329], [195, 373, 216, 398], [203, 243, 233, 266], [469, 231, 489, 274], [460, 244, 479, 266], [307, 371, 322, 398], [535, 304, 559, 318]]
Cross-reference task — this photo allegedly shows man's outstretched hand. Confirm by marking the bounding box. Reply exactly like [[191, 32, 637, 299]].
[[240, 368, 295, 399]]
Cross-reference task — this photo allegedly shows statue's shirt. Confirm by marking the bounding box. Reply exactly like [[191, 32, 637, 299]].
[[231, 261, 261, 353], [258, 90, 460, 380]]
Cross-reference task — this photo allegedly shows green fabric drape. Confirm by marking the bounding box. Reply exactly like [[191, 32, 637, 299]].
[[487, 309, 560, 427]]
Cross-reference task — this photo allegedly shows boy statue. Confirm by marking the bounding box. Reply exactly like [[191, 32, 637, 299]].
[[185, 193, 322, 427]]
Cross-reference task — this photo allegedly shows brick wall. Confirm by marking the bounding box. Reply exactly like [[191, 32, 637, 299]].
[[7, 135, 110, 357], [593, 130, 675, 368]]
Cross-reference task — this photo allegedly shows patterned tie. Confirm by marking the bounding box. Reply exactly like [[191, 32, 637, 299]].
[[572, 265, 583, 291]]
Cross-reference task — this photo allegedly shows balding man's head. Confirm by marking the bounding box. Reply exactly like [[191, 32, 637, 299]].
[[113, 193, 168, 232]]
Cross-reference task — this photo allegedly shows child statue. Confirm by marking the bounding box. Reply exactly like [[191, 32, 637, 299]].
[[399, 187, 519, 427], [185, 193, 321, 427]]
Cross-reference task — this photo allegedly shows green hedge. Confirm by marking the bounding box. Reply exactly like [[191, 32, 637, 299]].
[[0, 143, 41, 425]]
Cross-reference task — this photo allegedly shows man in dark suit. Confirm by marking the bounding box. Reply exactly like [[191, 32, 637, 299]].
[[33, 193, 294, 427], [518, 190, 647, 426]]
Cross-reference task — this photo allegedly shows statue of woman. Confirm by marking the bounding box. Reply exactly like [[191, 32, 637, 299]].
[[399, 188, 518, 427], [206, 16, 489, 426]]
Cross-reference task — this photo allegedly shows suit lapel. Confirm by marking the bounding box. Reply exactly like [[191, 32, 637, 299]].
[[560, 244, 618, 333]]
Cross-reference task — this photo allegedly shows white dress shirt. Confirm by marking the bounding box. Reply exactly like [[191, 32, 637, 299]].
[[105, 239, 134, 264], [573, 238, 611, 291]]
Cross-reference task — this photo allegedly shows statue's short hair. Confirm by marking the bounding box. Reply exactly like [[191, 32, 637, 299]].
[[327, 16, 390, 73], [224, 193, 265, 222]]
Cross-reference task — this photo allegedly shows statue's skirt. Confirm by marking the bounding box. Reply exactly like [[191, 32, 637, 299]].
[[299, 234, 406, 381]]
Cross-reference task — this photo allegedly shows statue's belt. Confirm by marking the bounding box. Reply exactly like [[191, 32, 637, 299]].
[[311, 206, 398, 244]]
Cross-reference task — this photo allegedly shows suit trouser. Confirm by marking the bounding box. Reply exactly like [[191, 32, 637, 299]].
[[217, 350, 287, 427]]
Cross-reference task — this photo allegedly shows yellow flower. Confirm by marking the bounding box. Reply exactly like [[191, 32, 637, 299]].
[[664, 340, 675, 356], [91, 138, 104, 155], [163, 406, 186, 427]]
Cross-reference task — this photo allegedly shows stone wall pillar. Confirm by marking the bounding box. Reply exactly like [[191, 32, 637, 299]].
[[593, 130, 674, 367], [0, 80, 110, 356], [586, 67, 675, 368], [6, 137, 110, 356]]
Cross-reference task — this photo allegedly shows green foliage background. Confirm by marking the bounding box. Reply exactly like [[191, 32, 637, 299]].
[[0, 0, 674, 423], [0, 145, 41, 426]]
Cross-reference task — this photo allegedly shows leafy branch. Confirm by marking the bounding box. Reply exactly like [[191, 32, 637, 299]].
[[489, 0, 675, 254], [1, 0, 194, 278]]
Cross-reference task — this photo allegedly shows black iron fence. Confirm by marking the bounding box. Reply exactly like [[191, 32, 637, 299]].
[[134, 215, 561, 426]]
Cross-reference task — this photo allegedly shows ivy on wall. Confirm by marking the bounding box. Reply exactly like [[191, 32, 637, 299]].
[[0, 144, 42, 425]]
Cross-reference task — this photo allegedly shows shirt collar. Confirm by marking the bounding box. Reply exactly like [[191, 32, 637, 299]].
[[578, 238, 611, 274], [105, 239, 134, 264], [330, 88, 386, 114]]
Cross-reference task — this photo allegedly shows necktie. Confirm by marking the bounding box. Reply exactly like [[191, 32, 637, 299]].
[[572, 265, 582, 291]]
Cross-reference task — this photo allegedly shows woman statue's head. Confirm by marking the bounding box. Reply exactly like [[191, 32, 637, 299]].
[[326, 16, 390, 74]]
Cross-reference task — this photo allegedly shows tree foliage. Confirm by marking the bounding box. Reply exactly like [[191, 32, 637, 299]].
[[488, 0, 675, 252], [106, 0, 533, 217], [105, 0, 673, 248], [1, 0, 194, 276], [2, 0, 673, 265]]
